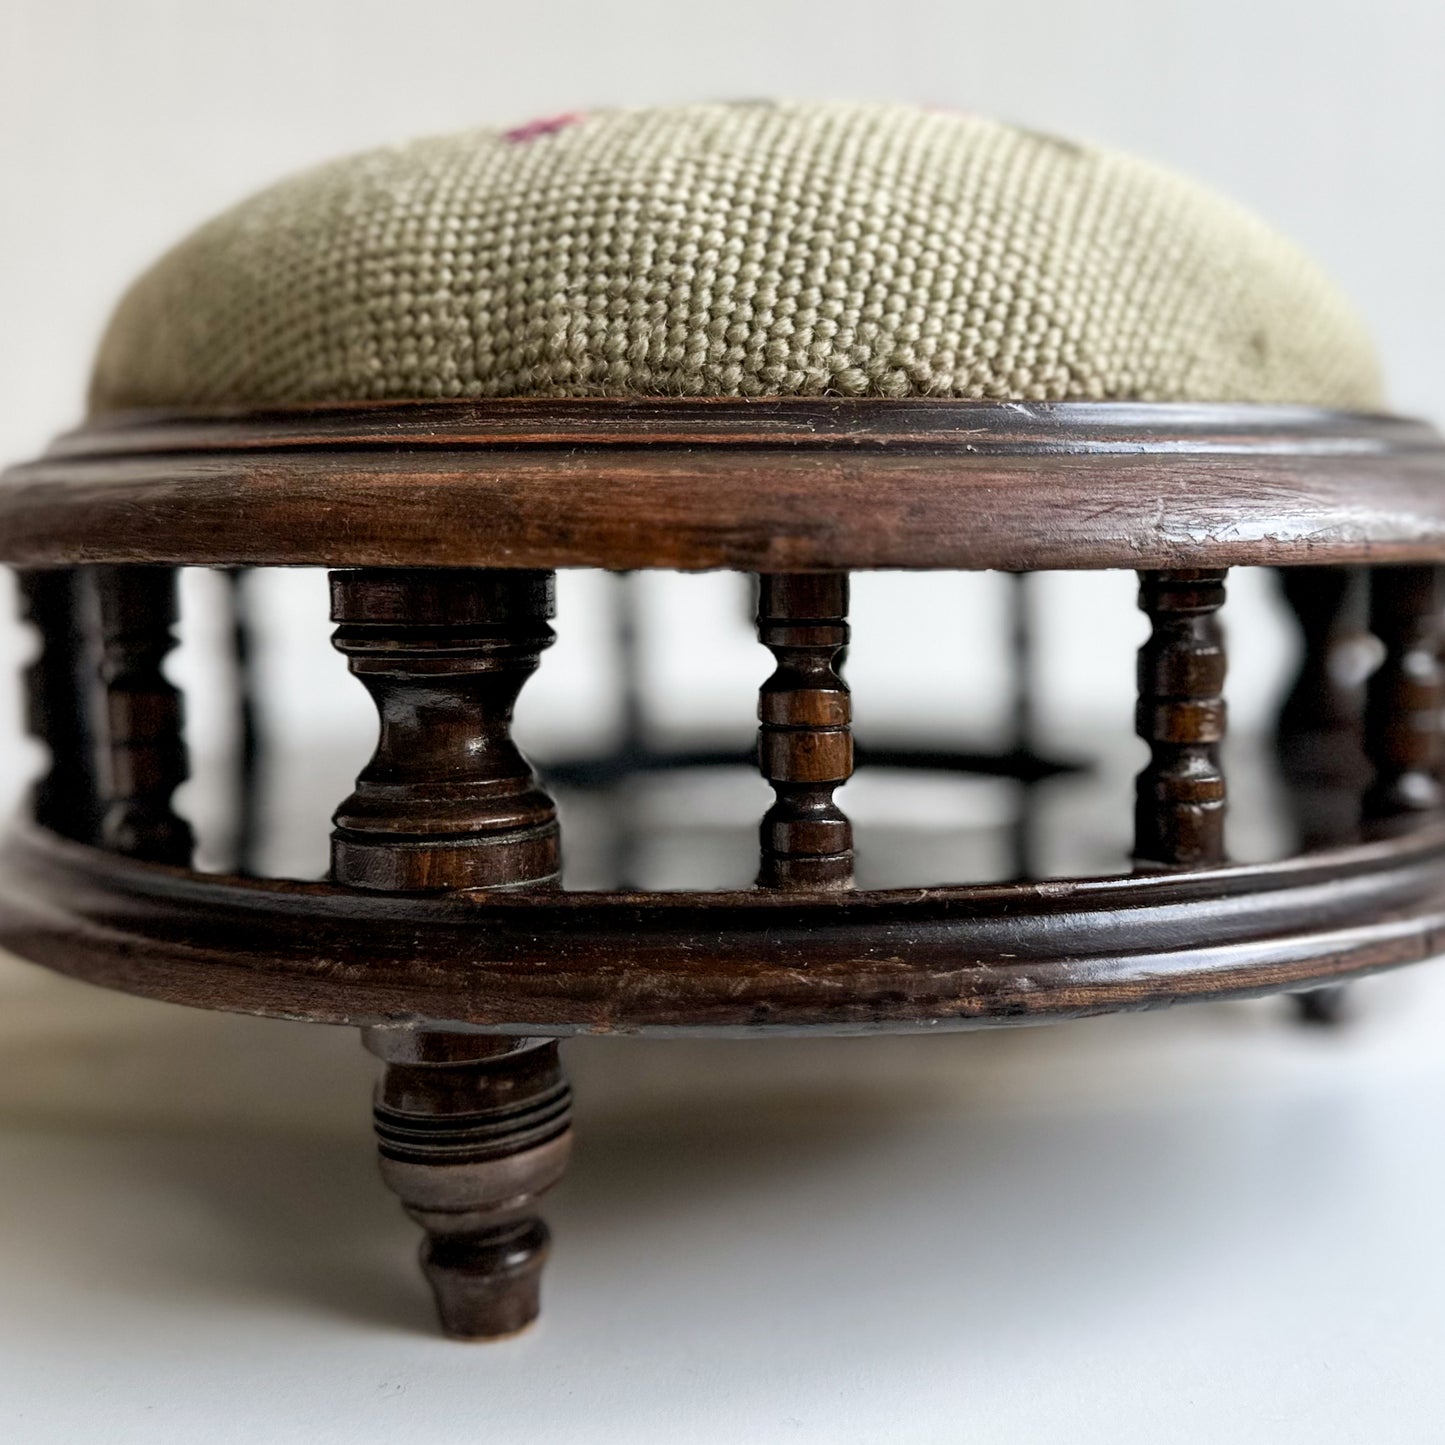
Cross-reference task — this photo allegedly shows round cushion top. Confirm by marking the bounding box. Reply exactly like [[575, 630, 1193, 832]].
[[89, 102, 1382, 413]]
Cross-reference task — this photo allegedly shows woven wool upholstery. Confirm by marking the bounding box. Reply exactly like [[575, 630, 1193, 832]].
[[89, 102, 1382, 411]]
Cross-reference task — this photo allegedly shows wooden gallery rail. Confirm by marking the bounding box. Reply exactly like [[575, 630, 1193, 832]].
[[2, 398, 1445, 1338]]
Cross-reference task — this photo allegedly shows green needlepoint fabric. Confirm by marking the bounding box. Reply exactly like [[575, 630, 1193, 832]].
[[88, 102, 1383, 411]]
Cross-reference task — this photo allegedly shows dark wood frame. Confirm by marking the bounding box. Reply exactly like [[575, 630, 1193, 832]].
[[3, 816, 1444, 1032], [5, 396, 1445, 1337], [4, 400, 1444, 572]]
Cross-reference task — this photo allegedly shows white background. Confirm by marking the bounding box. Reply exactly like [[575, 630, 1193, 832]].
[[3, 1, 1445, 1440]]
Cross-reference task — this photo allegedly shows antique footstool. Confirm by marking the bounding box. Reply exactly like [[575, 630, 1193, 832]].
[[2, 102, 1443, 1339]]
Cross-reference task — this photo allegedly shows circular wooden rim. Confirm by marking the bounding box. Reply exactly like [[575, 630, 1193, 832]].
[[3, 398, 1445, 571], [4, 822, 1443, 1035]]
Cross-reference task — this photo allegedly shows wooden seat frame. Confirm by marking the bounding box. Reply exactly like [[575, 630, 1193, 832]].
[[2, 397, 1443, 1337]]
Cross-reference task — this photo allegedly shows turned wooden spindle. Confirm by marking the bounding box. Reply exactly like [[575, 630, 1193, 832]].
[[1275, 566, 1370, 850], [17, 568, 103, 842], [93, 566, 193, 864], [1363, 565, 1444, 833], [222, 568, 263, 876], [755, 572, 854, 890], [1134, 569, 1228, 870], [330, 567, 560, 892], [330, 567, 570, 1340]]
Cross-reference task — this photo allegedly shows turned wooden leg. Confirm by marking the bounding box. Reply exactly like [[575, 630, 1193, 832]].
[[331, 567, 570, 1338], [363, 1029, 572, 1339]]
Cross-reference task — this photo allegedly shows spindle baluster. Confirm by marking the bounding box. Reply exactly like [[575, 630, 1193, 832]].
[[17, 568, 102, 842], [330, 567, 559, 890], [1275, 566, 1370, 850], [755, 572, 854, 890], [1133, 569, 1228, 870], [330, 567, 570, 1339], [93, 566, 193, 863], [1363, 565, 1444, 833]]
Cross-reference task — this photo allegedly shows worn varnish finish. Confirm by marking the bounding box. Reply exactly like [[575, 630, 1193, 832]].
[[330, 567, 570, 1338], [1133, 570, 1228, 870], [1363, 565, 1445, 833], [756, 573, 854, 890], [4, 401, 1445, 573], [92, 566, 193, 864], [51, 398, 1437, 456], [4, 399, 1445, 1340]]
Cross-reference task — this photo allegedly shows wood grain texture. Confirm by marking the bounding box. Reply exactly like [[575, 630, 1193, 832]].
[[4, 820, 1444, 1034], [3, 400, 1445, 573]]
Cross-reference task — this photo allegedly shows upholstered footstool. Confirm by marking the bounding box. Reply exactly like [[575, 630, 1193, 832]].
[[3, 102, 1443, 1339]]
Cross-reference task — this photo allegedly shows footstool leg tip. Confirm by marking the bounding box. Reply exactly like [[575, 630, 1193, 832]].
[[364, 1030, 572, 1341], [1293, 984, 1351, 1027], [423, 1221, 550, 1340]]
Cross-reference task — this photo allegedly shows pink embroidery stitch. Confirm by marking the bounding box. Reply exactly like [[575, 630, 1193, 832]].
[[503, 113, 584, 144]]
